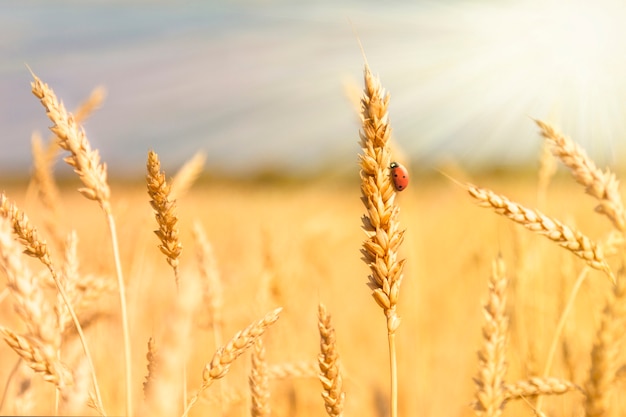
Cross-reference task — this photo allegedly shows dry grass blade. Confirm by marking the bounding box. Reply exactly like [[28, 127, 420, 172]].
[[535, 120, 626, 231], [504, 377, 580, 401], [249, 338, 270, 417], [473, 256, 508, 417], [585, 270, 626, 417], [182, 307, 282, 417], [147, 150, 183, 286], [30, 71, 111, 214], [467, 184, 614, 281], [318, 303, 345, 417]]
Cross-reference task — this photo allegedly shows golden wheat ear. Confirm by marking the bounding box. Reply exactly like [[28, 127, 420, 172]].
[[318, 303, 345, 417]]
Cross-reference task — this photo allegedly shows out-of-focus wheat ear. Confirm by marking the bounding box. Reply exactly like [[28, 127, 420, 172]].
[[61, 356, 90, 414], [147, 150, 183, 287], [170, 151, 206, 200], [318, 303, 345, 417], [537, 139, 557, 209], [249, 338, 270, 417], [143, 337, 159, 400], [504, 377, 580, 401], [30, 71, 111, 214], [182, 307, 283, 417], [473, 256, 508, 417], [142, 273, 201, 417], [467, 184, 614, 282], [30, 132, 64, 245], [192, 221, 223, 344], [535, 120, 626, 232], [585, 269, 626, 417], [0, 327, 73, 391], [267, 361, 319, 380]]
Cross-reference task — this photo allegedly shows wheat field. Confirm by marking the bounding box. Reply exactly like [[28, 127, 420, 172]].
[[0, 70, 625, 417]]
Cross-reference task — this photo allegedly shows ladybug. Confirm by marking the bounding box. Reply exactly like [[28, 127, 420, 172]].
[[390, 162, 409, 191]]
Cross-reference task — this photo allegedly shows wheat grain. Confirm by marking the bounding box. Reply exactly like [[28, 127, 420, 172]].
[[318, 303, 345, 417], [473, 256, 508, 417], [467, 184, 614, 281]]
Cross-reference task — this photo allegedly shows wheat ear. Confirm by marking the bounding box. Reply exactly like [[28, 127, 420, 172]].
[[170, 151, 206, 200], [359, 61, 405, 417], [535, 120, 626, 232], [318, 303, 345, 417], [147, 150, 183, 286], [249, 338, 270, 417], [467, 184, 614, 282], [585, 270, 626, 417], [504, 377, 580, 401], [31, 70, 130, 415], [473, 256, 508, 417], [182, 307, 282, 417]]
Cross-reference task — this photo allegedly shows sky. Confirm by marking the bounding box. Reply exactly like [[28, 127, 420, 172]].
[[2, 0, 626, 178]]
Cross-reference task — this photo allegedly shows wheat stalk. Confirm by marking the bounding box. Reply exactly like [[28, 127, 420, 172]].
[[467, 184, 614, 281], [535, 120, 626, 232], [182, 307, 283, 417], [147, 150, 183, 286], [358, 59, 405, 417], [249, 338, 270, 417], [30, 69, 129, 416], [318, 303, 345, 417], [473, 256, 508, 417]]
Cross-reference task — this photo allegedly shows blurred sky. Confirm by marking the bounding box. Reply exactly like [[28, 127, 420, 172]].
[[2, 0, 626, 178]]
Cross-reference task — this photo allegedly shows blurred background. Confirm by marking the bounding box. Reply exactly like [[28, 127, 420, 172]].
[[2, 0, 626, 179]]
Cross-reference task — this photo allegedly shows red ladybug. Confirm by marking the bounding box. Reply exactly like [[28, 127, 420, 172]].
[[390, 162, 409, 191]]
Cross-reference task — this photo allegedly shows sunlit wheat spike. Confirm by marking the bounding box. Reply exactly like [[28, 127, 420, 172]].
[[504, 377, 580, 401], [359, 62, 405, 333], [535, 119, 626, 231], [318, 303, 345, 417], [467, 183, 614, 282], [267, 361, 320, 380], [249, 338, 270, 417], [146, 150, 183, 285], [585, 270, 626, 417], [473, 256, 508, 417], [30, 71, 111, 214]]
